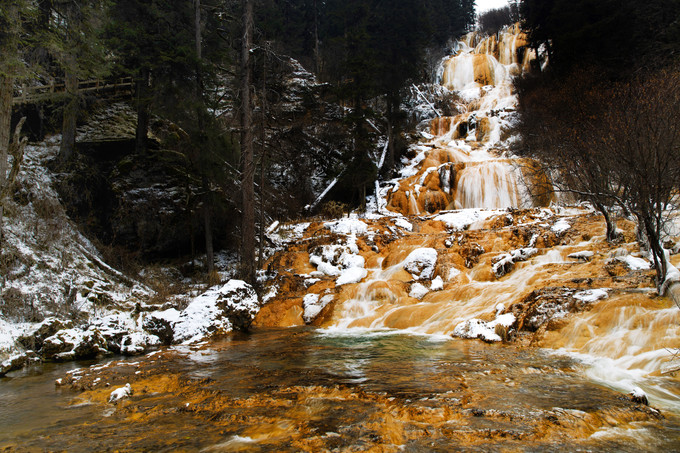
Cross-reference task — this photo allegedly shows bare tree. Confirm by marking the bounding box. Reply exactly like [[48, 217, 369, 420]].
[[603, 69, 680, 288], [515, 69, 620, 242], [516, 67, 680, 289]]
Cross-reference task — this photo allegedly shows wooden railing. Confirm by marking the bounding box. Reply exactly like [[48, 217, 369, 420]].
[[12, 77, 134, 105]]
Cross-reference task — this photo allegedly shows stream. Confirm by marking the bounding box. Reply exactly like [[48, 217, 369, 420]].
[[2, 328, 679, 451]]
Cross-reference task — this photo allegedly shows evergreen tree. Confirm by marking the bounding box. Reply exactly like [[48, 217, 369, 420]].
[[49, 0, 110, 161], [519, 0, 680, 75]]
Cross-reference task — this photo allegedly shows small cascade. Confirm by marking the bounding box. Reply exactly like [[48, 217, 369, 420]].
[[540, 294, 680, 409], [453, 161, 521, 209]]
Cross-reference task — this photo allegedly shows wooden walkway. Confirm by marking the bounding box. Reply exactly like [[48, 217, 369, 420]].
[[12, 77, 134, 105]]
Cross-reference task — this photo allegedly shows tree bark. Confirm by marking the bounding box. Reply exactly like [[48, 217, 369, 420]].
[[59, 1, 79, 162], [313, 0, 320, 75], [59, 66, 78, 161], [595, 202, 617, 243], [135, 67, 150, 156], [194, 0, 213, 274], [0, 76, 12, 180], [204, 194, 214, 274], [240, 0, 255, 284], [258, 47, 268, 269]]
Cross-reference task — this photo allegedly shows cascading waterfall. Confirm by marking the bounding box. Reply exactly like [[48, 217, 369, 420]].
[[328, 24, 680, 413], [386, 24, 533, 215]]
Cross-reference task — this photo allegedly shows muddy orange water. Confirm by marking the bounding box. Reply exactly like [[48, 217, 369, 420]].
[[1, 329, 679, 452]]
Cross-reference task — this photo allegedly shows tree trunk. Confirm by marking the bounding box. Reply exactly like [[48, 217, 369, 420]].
[[313, 0, 321, 75], [386, 106, 395, 177], [59, 67, 78, 161], [135, 67, 150, 156], [194, 0, 213, 275], [0, 76, 12, 179], [595, 202, 617, 243], [194, 0, 202, 60], [204, 195, 214, 274], [636, 213, 668, 289], [258, 48, 268, 269], [0, 76, 12, 247], [240, 0, 256, 284], [59, 0, 79, 162]]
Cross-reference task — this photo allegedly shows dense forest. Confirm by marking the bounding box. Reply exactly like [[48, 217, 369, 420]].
[[1, 0, 680, 289], [1, 0, 476, 283]]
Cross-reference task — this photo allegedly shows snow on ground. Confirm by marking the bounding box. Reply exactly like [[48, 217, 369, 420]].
[[551, 219, 571, 235], [325, 215, 369, 235], [0, 139, 152, 360], [0, 138, 266, 371], [434, 209, 503, 231], [619, 255, 651, 270]]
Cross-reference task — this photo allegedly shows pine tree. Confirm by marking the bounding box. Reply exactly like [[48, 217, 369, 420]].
[[240, 0, 255, 284]]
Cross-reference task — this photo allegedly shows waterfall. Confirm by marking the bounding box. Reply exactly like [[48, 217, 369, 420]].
[[323, 25, 680, 412], [385, 24, 536, 216]]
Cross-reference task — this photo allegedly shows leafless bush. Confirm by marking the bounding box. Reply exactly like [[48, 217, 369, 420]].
[[0, 287, 43, 322], [320, 201, 348, 219]]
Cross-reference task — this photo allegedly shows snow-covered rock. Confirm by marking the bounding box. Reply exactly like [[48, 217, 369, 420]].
[[492, 247, 537, 278], [434, 209, 502, 231], [409, 282, 430, 299], [336, 267, 368, 286], [568, 250, 594, 262], [42, 329, 108, 361], [109, 383, 132, 403], [309, 234, 367, 286], [0, 351, 39, 376], [403, 248, 438, 280], [453, 313, 516, 342], [325, 217, 369, 235], [393, 217, 413, 232], [431, 276, 444, 291], [617, 255, 651, 270], [629, 386, 648, 405], [572, 289, 609, 303], [551, 219, 571, 235], [169, 280, 261, 344], [302, 294, 334, 324]]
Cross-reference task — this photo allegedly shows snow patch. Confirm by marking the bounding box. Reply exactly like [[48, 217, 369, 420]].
[[573, 289, 609, 303], [393, 218, 413, 232], [430, 276, 444, 291], [434, 209, 502, 231], [325, 217, 368, 235], [551, 219, 571, 235], [336, 267, 368, 286], [303, 294, 334, 323], [618, 255, 651, 270], [171, 280, 260, 344]]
